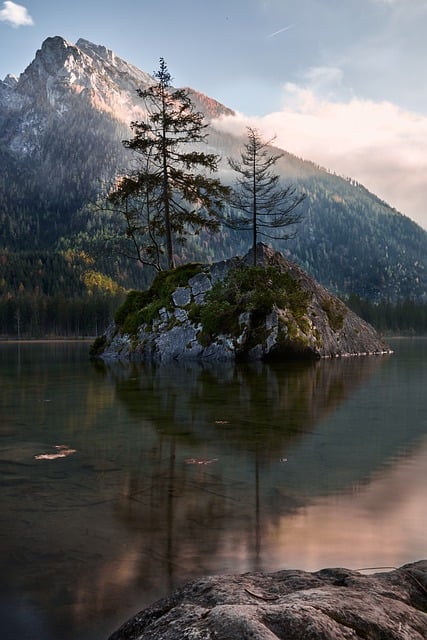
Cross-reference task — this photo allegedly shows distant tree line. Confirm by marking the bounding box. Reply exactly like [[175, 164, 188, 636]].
[[0, 292, 123, 338], [345, 294, 427, 335], [0, 250, 124, 338], [2, 290, 424, 339]]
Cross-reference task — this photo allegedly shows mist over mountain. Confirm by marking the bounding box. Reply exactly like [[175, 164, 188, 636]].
[[0, 35, 426, 304]]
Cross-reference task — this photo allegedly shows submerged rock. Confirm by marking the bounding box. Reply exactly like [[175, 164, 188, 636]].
[[95, 244, 392, 362], [108, 561, 427, 640]]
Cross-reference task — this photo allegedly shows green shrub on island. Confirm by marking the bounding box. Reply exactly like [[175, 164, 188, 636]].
[[114, 263, 203, 335], [199, 266, 310, 338]]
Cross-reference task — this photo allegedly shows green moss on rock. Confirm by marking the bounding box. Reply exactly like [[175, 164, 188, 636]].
[[200, 266, 309, 339], [114, 263, 203, 336], [321, 298, 346, 332]]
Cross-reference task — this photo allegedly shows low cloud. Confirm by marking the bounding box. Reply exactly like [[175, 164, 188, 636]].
[[213, 84, 427, 231], [0, 1, 33, 27]]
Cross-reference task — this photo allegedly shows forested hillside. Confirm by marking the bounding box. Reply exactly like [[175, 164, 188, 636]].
[[0, 250, 124, 337], [0, 103, 129, 250], [285, 170, 426, 301]]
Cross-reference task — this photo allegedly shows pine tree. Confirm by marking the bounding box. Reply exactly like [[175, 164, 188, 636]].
[[225, 127, 305, 265], [108, 58, 229, 270]]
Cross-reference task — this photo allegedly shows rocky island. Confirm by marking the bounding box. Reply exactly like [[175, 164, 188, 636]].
[[93, 244, 391, 362]]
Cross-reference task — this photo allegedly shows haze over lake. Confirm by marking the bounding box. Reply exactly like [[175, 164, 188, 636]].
[[0, 339, 426, 639]]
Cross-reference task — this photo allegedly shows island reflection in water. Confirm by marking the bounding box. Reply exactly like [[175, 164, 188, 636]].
[[1, 340, 426, 640]]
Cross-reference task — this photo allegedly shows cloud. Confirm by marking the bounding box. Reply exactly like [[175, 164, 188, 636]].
[[213, 83, 427, 231], [0, 1, 33, 27]]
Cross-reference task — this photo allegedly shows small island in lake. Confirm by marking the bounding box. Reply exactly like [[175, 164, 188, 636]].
[[92, 244, 391, 362]]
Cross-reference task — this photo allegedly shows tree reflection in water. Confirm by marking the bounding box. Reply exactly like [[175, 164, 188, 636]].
[[94, 355, 387, 592]]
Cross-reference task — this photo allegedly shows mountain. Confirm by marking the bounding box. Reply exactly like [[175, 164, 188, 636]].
[[0, 35, 426, 308]]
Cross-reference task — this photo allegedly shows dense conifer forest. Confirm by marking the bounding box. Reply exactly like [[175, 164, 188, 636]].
[[0, 251, 124, 337]]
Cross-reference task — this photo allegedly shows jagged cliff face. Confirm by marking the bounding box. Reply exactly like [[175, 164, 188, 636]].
[[2, 37, 152, 156], [17, 37, 155, 121], [97, 245, 391, 362], [1, 36, 234, 156], [20, 37, 151, 109]]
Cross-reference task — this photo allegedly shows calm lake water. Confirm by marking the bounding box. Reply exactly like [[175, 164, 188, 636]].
[[0, 338, 426, 639]]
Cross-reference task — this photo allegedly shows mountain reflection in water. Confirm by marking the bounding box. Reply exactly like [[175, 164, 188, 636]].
[[0, 339, 426, 640]]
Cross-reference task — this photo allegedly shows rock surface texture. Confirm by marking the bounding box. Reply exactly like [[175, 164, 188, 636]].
[[99, 244, 391, 362], [108, 561, 427, 640]]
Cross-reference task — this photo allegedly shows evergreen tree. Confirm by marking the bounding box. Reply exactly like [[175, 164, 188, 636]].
[[225, 127, 305, 265], [108, 58, 229, 270]]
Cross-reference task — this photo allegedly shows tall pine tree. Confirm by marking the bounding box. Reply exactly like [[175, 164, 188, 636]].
[[108, 58, 229, 270], [225, 127, 305, 265]]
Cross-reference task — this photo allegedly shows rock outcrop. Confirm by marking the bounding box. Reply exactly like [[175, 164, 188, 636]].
[[108, 561, 427, 640], [97, 244, 391, 362]]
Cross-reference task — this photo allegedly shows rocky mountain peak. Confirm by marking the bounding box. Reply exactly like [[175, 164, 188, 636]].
[[16, 36, 92, 108], [26, 36, 83, 82], [76, 38, 116, 64], [2, 74, 18, 88], [12, 35, 153, 121], [75, 38, 153, 86], [38, 35, 80, 67], [10, 35, 228, 123]]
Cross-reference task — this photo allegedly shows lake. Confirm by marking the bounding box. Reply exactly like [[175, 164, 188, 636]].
[[0, 338, 426, 639]]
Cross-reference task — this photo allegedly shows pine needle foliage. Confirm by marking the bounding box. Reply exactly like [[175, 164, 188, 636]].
[[108, 59, 229, 271], [225, 127, 305, 265]]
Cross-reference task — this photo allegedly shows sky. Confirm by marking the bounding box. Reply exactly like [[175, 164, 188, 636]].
[[1, 0, 427, 230]]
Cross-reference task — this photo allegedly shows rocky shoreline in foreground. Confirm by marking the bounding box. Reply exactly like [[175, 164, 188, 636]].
[[108, 561, 427, 640]]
